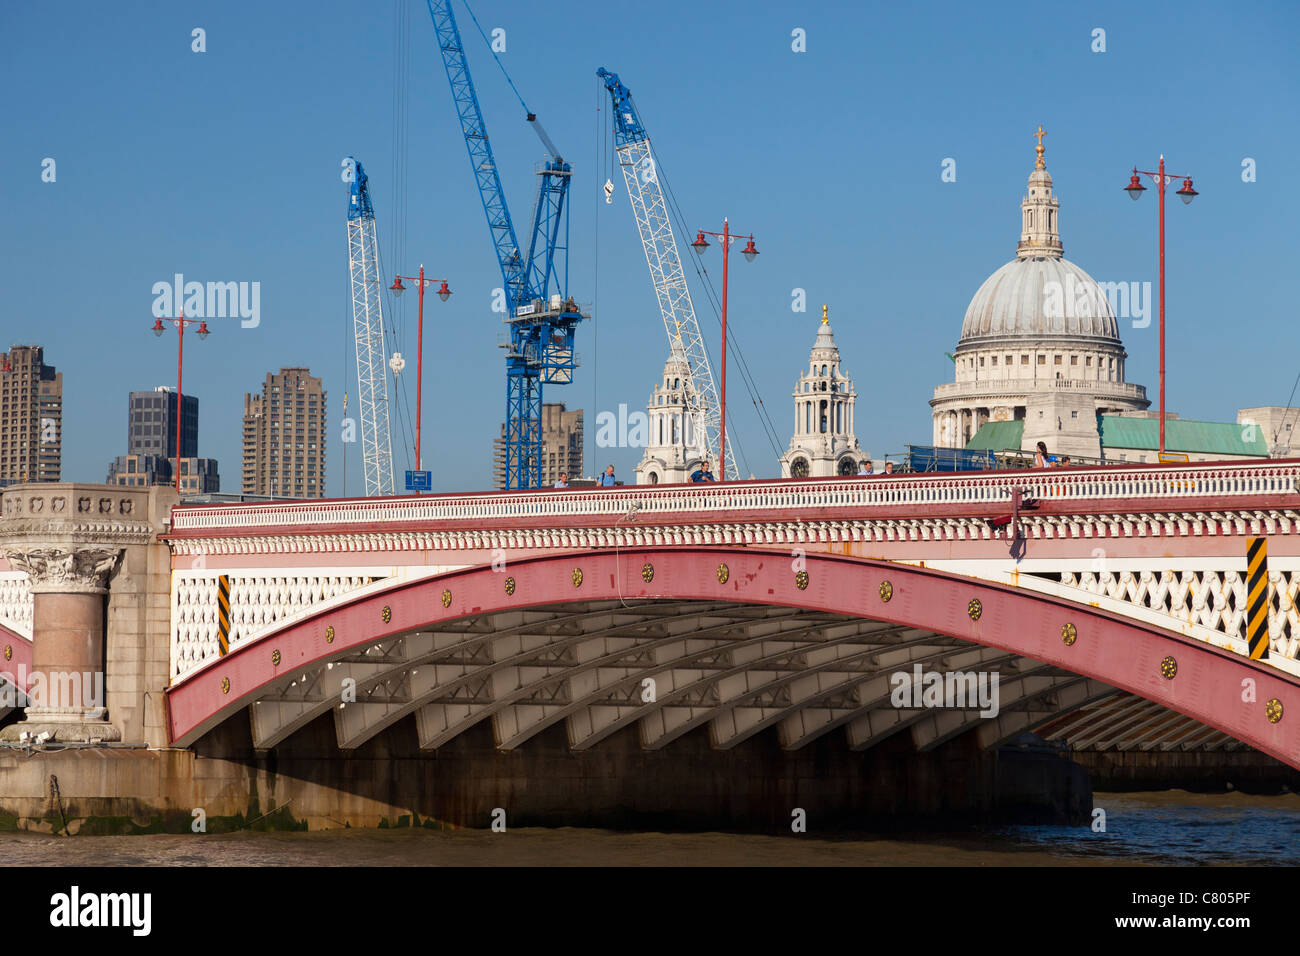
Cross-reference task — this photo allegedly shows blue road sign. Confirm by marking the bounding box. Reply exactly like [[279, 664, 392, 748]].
[[405, 470, 432, 492]]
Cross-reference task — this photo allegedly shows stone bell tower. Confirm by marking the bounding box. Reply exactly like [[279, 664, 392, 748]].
[[779, 306, 868, 478], [636, 335, 709, 484]]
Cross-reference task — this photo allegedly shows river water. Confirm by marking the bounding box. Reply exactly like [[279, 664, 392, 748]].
[[2, 791, 1297, 866]]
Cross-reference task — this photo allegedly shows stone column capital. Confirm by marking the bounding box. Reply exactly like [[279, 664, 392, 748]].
[[1, 546, 122, 594]]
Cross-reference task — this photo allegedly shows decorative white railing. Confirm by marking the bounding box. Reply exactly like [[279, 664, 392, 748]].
[[933, 378, 1148, 400], [168, 461, 1300, 534]]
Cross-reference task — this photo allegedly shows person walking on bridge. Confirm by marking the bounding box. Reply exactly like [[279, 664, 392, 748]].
[[600, 465, 617, 487]]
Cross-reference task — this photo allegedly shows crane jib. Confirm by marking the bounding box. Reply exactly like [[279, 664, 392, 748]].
[[597, 66, 736, 480]]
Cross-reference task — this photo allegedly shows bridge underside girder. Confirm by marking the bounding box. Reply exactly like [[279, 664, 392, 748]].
[[243, 598, 1105, 755], [1038, 691, 1253, 752]]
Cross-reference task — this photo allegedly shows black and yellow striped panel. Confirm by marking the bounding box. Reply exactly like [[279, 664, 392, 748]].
[[217, 574, 231, 657], [1246, 537, 1269, 661]]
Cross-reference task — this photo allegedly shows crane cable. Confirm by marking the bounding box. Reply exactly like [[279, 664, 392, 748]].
[[590, 78, 606, 478], [1274, 366, 1300, 453], [634, 96, 784, 469], [662, 169, 785, 462], [384, 0, 415, 480], [461, 0, 530, 115], [621, 93, 784, 471]]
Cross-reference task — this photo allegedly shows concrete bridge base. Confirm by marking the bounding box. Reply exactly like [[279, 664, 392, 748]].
[[1073, 750, 1300, 793], [0, 713, 1091, 833]]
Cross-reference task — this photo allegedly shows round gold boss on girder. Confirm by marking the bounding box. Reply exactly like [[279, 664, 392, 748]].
[[441, 589, 452, 608], [1160, 656, 1178, 679], [641, 563, 654, 583], [716, 563, 730, 585], [795, 570, 809, 590], [504, 576, 515, 596], [220, 676, 230, 695], [381, 605, 392, 624], [271, 649, 281, 666], [879, 581, 893, 603], [1266, 698, 1283, 724], [571, 567, 583, 588], [325, 625, 335, 644], [1061, 623, 1077, 646], [968, 598, 983, 621]]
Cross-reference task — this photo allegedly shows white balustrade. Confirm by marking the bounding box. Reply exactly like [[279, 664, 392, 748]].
[[169, 461, 1300, 534]]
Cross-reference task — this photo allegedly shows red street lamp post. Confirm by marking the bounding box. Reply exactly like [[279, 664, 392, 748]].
[[150, 313, 210, 494], [690, 219, 759, 481], [1124, 156, 1197, 458], [389, 266, 452, 475]]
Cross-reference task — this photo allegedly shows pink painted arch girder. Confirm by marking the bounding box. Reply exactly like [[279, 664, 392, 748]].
[[164, 548, 1300, 766]]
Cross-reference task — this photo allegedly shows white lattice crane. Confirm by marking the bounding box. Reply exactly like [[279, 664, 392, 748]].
[[345, 157, 396, 497], [597, 68, 737, 480]]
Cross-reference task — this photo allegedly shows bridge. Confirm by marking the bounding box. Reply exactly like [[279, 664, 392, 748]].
[[1, 460, 1299, 828]]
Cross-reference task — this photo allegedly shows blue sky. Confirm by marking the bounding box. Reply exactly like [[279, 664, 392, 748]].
[[3, 0, 1297, 494]]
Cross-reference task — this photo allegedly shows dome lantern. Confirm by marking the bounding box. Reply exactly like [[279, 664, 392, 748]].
[[1017, 125, 1063, 260]]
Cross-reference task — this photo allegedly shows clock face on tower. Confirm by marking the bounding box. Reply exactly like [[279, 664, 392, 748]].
[[790, 458, 809, 478], [837, 458, 858, 476]]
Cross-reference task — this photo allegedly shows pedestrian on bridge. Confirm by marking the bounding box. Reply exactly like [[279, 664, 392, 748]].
[[1034, 442, 1050, 468], [554, 472, 569, 488], [600, 465, 617, 487], [690, 460, 716, 483], [859, 460, 873, 475]]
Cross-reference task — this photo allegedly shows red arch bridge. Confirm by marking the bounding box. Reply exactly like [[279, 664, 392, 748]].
[[1, 460, 1299, 776]]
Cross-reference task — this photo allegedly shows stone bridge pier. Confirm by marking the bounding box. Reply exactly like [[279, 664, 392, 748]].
[[0, 483, 175, 746]]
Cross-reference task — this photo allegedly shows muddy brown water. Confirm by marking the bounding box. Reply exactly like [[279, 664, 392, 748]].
[[2, 791, 1297, 866]]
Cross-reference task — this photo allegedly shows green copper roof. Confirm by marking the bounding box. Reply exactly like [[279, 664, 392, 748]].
[[963, 415, 1266, 457], [1096, 416, 1267, 456], [965, 420, 1023, 451]]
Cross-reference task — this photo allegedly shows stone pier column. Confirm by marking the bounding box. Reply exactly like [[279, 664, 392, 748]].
[[0, 546, 122, 742]]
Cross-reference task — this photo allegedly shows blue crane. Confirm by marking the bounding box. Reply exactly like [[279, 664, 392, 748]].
[[426, 0, 584, 489]]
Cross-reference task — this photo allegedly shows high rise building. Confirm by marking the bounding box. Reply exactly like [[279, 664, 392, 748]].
[[241, 367, 327, 498], [0, 345, 62, 484], [106, 453, 221, 493], [126, 386, 198, 459], [105, 386, 218, 492], [493, 403, 583, 489]]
